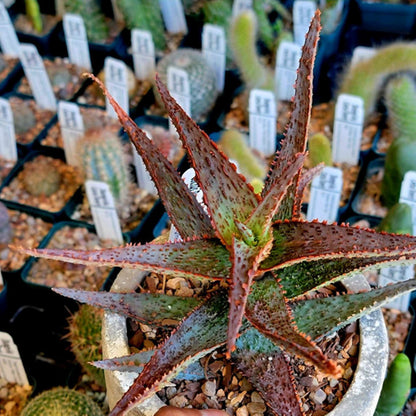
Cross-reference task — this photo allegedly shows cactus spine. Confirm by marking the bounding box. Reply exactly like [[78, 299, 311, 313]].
[[307, 133, 333, 167], [381, 74, 416, 207], [21, 388, 104, 416]]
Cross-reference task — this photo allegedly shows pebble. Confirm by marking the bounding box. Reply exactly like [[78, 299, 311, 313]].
[[246, 401, 266, 415], [311, 388, 327, 405], [201, 380, 217, 397], [236, 406, 249, 416]]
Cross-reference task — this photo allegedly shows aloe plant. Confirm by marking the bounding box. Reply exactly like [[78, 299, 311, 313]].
[[17, 12, 416, 416]]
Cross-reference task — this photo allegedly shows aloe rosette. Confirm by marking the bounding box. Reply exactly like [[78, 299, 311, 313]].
[[16, 12, 416, 416]]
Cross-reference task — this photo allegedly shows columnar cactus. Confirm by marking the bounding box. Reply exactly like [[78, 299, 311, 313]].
[[306, 132, 333, 167], [25, 0, 42, 33], [377, 203, 413, 235], [18, 12, 416, 416], [21, 388, 104, 416]]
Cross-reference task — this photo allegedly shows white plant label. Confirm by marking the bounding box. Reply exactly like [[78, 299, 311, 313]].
[[169, 168, 205, 242], [378, 265, 414, 311], [332, 94, 364, 165], [232, 0, 252, 17], [0, 3, 20, 57], [248, 89, 277, 156], [104, 57, 129, 119], [275, 41, 302, 101], [19, 43, 57, 111], [58, 101, 85, 166], [131, 29, 155, 81], [167, 66, 191, 134], [306, 166, 342, 223], [0, 97, 17, 161], [399, 171, 416, 235], [85, 180, 123, 244], [132, 133, 157, 195], [0, 331, 29, 385], [63, 14, 92, 71], [293, 0, 316, 46], [351, 46, 376, 67], [202, 24, 225, 92], [158, 0, 187, 34]]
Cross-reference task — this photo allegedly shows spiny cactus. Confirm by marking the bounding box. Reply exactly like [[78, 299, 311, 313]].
[[337, 42, 416, 117], [25, 0, 42, 33], [63, 0, 109, 43], [21, 387, 104, 416], [12, 101, 36, 135], [375, 353, 412, 416], [17, 12, 416, 416], [154, 48, 218, 121], [306, 132, 333, 167], [21, 156, 62, 197], [377, 203, 413, 235], [381, 74, 416, 207], [0, 201, 12, 247], [75, 127, 131, 208], [67, 304, 106, 388], [115, 0, 166, 51]]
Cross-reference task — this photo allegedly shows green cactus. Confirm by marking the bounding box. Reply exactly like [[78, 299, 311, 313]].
[[377, 203, 413, 235], [307, 132, 333, 167], [381, 74, 416, 207], [75, 127, 131, 207], [25, 0, 42, 33], [229, 9, 275, 92], [63, 0, 109, 43], [67, 304, 106, 388], [21, 387, 104, 416], [12, 101, 36, 135], [154, 48, 218, 121], [21, 156, 62, 197], [338, 42, 416, 118], [375, 353, 411, 416], [115, 0, 166, 51], [0, 201, 12, 247], [217, 129, 267, 183]]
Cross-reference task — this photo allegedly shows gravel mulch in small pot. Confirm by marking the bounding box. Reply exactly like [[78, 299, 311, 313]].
[[0, 56, 20, 85], [17, 57, 86, 101], [25, 224, 115, 290], [0, 157, 15, 185], [0, 378, 32, 416], [13, 13, 60, 37], [0, 154, 83, 213]]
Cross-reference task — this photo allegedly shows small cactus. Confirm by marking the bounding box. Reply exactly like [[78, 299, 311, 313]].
[[375, 353, 411, 416], [21, 156, 62, 197], [21, 387, 104, 416], [154, 48, 218, 121], [25, 0, 42, 33], [75, 127, 131, 207], [0, 201, 12, 247], [11, 101, 36, 135], [67, 304, 106, 388], [377, 203, 413, 235], [307, 132, 333, 167]]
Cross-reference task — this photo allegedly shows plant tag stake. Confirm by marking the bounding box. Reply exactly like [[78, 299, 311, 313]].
[[293, 0, 316, 46], [399, 171, 416, 235], [0, 3, 20, 57], [351, 46, 376, 67], [275, 41, 302, 101], [19, 43, 57, 111], [232, 0, 252, 17], [131, 29, 155, 81], [63, 13, 92, 72], [0, 97, 17, 161], [167, 66, 191, 134], [104, 57, 129, 119], [306, 166, 342, 223], [202, 24, 226, 92], [58, 101, 84, 166], [158, 0, 187, 34], [332, 94, 364, 165], [0, 331, 29, 385], [85, 180, 123, 244], [248, 89, 277, 156], [131, 130, 157, 195]]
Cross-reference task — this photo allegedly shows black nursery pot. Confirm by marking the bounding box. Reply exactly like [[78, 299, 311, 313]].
[[0, 59, 23, 96]]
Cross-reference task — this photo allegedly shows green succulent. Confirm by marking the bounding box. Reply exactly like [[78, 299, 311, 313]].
[[25, 0, 42, 33], [307, 132, 333, 167], [20, 12, 416, 416]]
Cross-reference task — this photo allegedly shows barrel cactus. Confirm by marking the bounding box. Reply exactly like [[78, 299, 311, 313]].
[[19, 12, 416, 416], [12, 100, 36, 136], [154, 48, 218, 121], [307, 132, 333, 167]]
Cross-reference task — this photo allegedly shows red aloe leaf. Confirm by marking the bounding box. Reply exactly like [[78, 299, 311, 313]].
[[246, 276, 340, 377], [16, 238, 230, 280], [108, 292, 229, 416], [278, 254, 416, 298], [85, 74, 213, 240], [53, 288, 200, 325], [233, 328, 304, 416], [246, 153, 305, 236], [259, 220, 416, 272], [262, 11, 321, 220], [155, 74, 259, 248], [292, 278, 416, 340], [93, 350, 154, 372]]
